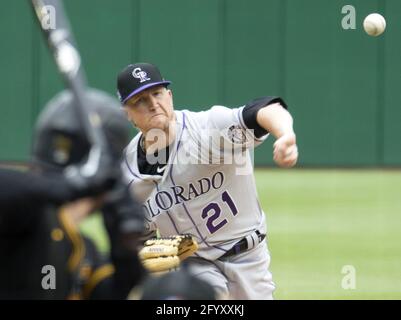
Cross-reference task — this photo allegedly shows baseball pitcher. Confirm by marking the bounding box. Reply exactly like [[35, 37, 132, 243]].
[[117, 63, 298, 299]]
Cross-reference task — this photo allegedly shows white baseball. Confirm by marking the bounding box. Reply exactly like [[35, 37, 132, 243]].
[[363, 13, 386, 37]]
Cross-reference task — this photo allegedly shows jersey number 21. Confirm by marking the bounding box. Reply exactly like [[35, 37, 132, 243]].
[[201, 191, 238, 234]]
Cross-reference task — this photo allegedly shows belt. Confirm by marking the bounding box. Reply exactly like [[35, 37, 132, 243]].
[[219, 230, 266, 259]]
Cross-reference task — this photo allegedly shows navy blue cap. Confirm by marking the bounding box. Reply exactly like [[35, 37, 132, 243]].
[[116, 63, 171, 104]]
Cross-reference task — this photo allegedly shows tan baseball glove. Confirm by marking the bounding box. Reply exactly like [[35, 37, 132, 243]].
[[138, 234, 198, 273]]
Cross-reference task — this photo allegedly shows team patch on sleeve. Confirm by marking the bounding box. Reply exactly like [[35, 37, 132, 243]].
[[227, 125, 249, 144]]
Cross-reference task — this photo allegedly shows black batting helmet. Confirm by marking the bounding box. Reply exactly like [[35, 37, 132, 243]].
[[140, 265, 216, 300], [32, 89, 131, 171]]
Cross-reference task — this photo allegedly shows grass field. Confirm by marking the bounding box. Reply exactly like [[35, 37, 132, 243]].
[[80, 169, 401, 300]]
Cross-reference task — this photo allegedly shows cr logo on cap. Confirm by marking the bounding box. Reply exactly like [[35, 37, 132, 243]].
[[132, 67, 151, 83]]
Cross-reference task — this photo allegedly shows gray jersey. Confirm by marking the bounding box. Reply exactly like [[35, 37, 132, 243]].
[[123, 106, 269, 260]]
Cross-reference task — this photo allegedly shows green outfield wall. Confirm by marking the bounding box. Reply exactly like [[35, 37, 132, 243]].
[[1, 0, 400, 166]]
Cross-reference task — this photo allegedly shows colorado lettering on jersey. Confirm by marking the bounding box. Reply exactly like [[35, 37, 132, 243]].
[[142, 171, 224, 219]]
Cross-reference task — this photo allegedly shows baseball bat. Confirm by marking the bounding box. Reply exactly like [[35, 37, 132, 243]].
[[30, 0, 110, 174]]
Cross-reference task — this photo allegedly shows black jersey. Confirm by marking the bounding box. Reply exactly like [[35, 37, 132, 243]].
[[0, 168, 144, 299]]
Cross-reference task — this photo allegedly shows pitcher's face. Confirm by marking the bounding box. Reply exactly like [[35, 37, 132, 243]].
[[124, 86, 174, 133]]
